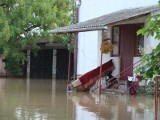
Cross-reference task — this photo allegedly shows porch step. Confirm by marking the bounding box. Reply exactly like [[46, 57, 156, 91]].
[[101, 88, 126, 94], [119, 80, 127, 85], [101, 80, 128, 94], [118, 80, 127, 91]]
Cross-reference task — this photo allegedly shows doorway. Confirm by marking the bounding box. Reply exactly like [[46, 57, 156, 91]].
[[120, 25, 136, 80], [112, 24, 143, 80]]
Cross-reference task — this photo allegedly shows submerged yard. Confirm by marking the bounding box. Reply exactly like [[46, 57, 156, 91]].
[[0, 78, 159, 120]]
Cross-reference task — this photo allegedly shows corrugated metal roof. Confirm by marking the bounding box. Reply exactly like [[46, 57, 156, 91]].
[[49, 4, 160, 33]]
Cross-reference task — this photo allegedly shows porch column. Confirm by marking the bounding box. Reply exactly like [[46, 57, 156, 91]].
[[52, 49, 57, 79], [26, 49, 31, 79]]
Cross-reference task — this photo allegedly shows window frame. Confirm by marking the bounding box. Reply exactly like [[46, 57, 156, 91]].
[[111, 26, 120, 57], [134, 24, 144, 57]]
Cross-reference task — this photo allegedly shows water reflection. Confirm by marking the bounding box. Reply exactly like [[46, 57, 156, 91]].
[[0, 78, 159, 120], [0, 78, 5, 97], [68, 91, 158, 120]]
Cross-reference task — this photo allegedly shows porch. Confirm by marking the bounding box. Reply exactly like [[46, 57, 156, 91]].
[[49, 5, 160, 93]]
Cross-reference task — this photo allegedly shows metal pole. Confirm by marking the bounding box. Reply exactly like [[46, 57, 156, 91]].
[[67, 34, 72, 86], [155, 75, 160, 120], [26, 49, 31, 79], [52, 49, 57, 79], [73, 1, 80, 80], [155, 78, 158, 120], [74, 32, 78, 80], [99, 52, 103, 95]]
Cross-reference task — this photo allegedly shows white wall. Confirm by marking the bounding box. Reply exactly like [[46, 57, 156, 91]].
[[77, 31, 99, 75], [144, 10, 160, 54], [77, 0, 159, 75]]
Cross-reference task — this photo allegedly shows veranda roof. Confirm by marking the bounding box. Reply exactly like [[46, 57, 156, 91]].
[[49, 4, 160, 33]]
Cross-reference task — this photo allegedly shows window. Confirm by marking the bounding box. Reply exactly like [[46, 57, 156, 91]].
[[135, 25, 144, 56], [135, 34, 144, 56], [111, 26, 120, 56]]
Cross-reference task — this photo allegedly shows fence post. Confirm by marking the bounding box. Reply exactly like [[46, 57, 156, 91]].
[[99, 53, 103, 95], [155, 75, 160, 120]]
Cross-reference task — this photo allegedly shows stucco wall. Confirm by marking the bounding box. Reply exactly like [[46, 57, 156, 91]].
[[77, 0, 159, 75], [144, 10, 160, 54], [77, 31, 99, 75]]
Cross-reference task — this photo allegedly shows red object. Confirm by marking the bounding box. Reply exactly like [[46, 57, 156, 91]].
[[129, 82, 139, 95], [132, 82, 139, 89], [79, 59, 115, 89], [130, 89, 136, 95]]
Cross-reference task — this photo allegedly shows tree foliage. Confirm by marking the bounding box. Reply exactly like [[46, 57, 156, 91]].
[[136, 3, 160, 79], [0, 0, 71, 74]]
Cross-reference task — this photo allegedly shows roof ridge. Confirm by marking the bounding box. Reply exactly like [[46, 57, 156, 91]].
[[49, 4, 160, 33]]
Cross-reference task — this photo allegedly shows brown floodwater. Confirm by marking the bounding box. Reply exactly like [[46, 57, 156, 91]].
[[0, 78, 159, 120]]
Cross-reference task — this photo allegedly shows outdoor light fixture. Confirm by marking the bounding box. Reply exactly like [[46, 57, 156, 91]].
[[76, 0, 81, 8]]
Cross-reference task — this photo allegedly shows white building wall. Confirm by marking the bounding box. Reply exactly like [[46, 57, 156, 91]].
[[77, 31, 99, 75], [133, 10, 160, 77], [144, 10, 160, 54], [77, 0, 159, 75]]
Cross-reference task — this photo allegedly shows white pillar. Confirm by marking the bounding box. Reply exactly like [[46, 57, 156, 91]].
[[52, 49, 57, 79], [27, 49, 31, 79]]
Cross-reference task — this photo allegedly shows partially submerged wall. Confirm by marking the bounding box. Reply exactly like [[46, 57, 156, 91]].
[[77, 0, 159, 76]]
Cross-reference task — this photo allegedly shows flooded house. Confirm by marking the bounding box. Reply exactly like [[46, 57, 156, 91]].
[[24, 41, 74, 79], [50, 0, 160, 91], [0, 41, 74, 79]]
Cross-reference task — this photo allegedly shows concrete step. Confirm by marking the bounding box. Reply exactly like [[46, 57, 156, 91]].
[[101, 87, 126, 94], [101, 80, 128, 94]]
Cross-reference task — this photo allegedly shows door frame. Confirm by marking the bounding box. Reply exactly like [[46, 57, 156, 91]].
[[111, 24, 144, 80]]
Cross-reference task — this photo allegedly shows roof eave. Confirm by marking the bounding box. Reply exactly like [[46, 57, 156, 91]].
[[49, 26, 108, 34]]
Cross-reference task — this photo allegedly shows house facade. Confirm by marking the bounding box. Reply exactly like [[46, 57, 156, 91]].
[[0, 42, 73, 79], [50, 0, 160, 81], [24, 42, 74, 79], [77, 0, 160, 79]]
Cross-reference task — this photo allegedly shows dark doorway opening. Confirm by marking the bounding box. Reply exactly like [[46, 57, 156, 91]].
[[120, 25, 135, 80], [111, 24, 144, 80], [23, 49, 74, 79], [30, 49, 53, 79], [56, 49, 74, 79], [119, 24, 143, 80]]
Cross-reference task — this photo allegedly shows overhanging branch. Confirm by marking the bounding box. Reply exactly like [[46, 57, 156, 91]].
[[0, 3, 8, 7]]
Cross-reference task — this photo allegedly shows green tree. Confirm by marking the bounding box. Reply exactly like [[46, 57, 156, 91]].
[[136, 2, 160, 79], [0, 0, 71, 75]]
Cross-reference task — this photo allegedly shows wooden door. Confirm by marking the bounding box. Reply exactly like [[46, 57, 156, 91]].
[[120, 25, 136, 80]]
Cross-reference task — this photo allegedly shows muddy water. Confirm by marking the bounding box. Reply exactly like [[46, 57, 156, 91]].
[[0, 78, 159, 120]]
